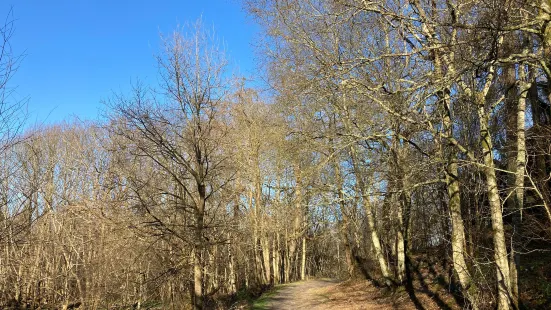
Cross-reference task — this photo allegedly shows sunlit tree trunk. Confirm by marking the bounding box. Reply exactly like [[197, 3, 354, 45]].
[[193, 188, 206, 310], [509, 67, 532, 308], [349, 146, 391, 284], [300, 236, 306, 280], [478, 96, 512, 310]]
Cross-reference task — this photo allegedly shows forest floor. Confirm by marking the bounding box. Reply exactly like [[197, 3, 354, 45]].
[[249, 278, 455, 310]]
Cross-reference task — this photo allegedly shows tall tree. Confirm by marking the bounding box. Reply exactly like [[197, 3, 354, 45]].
[[107, 20, 231, 310]]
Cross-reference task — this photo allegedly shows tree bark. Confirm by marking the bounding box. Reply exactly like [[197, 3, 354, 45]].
[[446, 159, 478, 308], [301, 236, 306, 280], [478, 102, 512, 310], [193, 181, 206, 310], [349, 146, 391, 284], [333, 159, 360, 279], [509, 71, 531, 308]]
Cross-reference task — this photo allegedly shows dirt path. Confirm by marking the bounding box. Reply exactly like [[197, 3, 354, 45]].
[[257, 279, 395, 310], [259, 279, 336, 309]]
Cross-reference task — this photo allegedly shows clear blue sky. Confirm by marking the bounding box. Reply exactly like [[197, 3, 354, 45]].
[[2, 0, 259, 126]]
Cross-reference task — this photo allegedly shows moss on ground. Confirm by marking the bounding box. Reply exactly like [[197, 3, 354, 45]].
[[250, 284, 288, 309]]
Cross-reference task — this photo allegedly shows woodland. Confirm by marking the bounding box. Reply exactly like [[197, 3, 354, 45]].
[[0, 1, 550, 309]]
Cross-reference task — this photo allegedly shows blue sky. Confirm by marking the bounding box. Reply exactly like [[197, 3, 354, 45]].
[[2, 0, 259, 126]]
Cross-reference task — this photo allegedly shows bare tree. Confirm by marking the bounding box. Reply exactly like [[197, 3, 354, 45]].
[[107, 20, 232, 310], [0, 8, 25, 154]]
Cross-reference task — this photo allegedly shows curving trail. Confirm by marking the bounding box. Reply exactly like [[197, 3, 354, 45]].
[[259, 279, 395, 310]]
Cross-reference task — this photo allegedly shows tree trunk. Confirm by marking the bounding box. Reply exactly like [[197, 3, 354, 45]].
[[446, 159, 478, 308], [365, 198, 392, 284], [250, 187, 263, 285], [390, 141, 408, 285], [272, 237, 279, 284], [287, 163, 303, 282], [262, 236, 271, 285], [228, 233, 237, 294], [284, 227, 290, 283], [395, 213, 406, 284], [193, 182, 206, 310], [193, 240, 203, 310], [301, 236, 306, 280], [478, 103, 512, 310], [509, 74, 531, 308], [349, 146, 391, 284], [440, 91, 480, 308], [334, 159, 360, 279]]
